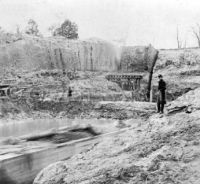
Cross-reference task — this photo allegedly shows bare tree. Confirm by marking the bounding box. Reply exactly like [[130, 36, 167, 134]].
[[176, 26, 182, 49], [192, 23, 200, 47]]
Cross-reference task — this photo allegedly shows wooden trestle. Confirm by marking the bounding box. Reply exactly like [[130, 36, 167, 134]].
[[106, 74, 143, 91]]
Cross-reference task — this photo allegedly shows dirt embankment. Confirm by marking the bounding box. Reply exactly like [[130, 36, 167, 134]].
[[34, 88, 200, 184], [0, 35, 159, 119], [153, 48, 200, 101], [0, 70, 135, 119], [0, 67, 156, 120], [2, 36, 200, 119], [2, 34, 199, 104]]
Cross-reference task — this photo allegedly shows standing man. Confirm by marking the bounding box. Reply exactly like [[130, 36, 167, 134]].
[[157, 74, 166, 114], [68, 86, 73, 101]]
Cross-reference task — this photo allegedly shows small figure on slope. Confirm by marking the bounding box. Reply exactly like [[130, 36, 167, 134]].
[[157, 74, 166, 114]]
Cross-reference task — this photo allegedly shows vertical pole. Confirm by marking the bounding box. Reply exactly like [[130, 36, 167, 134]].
[[135, 79, 137, 90], [138, 78, 141, 90], [150, 88, 153, 102], [136, 78, 138, 90], [132, 90, 134, 101], [119, 79, 121, 88], [122, 81, 124, 90]]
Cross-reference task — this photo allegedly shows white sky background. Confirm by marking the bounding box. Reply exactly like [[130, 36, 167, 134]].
[[0, 0, 200, 48]]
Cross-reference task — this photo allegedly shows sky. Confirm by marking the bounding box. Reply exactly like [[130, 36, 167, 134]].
[[0, 0, 200, 48]]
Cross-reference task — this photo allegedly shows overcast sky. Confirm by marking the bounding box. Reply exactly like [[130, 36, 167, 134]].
[[0, 0, 200, 48]]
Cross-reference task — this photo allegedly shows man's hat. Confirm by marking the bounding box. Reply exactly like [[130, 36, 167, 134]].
[[158, 74, 163, 78]]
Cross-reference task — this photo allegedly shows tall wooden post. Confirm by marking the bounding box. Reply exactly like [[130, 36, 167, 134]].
[[134, 79, 137, 90], [138, 78, 141, 90], [150, 88, 153, 102]]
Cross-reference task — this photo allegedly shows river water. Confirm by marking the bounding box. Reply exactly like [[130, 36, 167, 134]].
[[0, 118, 121, 139]]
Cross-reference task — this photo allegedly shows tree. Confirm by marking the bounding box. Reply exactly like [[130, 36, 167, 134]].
[[192, 23, 200, 47], [25, 19, 40, 36], [52, 19, 78, 39]]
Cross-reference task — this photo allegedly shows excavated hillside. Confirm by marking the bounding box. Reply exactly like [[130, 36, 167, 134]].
[[0, 35, 157, 76], [34, 88, 200, 184], [0, 35, 200, 184], [0, 35, 159, 119], [0, 35, 200, 120], [153, 48, 200, 101]]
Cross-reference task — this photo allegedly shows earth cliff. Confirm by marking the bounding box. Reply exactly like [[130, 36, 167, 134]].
[[0, 35, 159, 119]]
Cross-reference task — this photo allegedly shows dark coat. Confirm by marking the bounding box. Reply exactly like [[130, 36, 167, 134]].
[[158, 79, 166, 103], [68, 88, 72, 97], [158, 79, 166, 91]]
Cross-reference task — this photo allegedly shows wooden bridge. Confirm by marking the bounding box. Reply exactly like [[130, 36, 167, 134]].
[[106, 74, 143, 91]]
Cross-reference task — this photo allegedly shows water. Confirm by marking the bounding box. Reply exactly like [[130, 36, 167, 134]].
[[0, 118, 141, 184], [0, 119, 74, 138], [0, 118, 118, 139]]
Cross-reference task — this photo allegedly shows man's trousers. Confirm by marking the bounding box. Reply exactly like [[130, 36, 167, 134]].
[[157, 90, 166, 113]]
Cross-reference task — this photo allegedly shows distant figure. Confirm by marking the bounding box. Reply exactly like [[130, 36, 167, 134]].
[[68, 87, 72, 98], [157, 74, 166, 114]]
